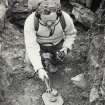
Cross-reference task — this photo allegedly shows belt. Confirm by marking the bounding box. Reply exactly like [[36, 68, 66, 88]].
[[39, 39, 64, 52]]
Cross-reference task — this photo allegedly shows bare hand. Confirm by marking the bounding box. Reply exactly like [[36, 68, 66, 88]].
[[38, 68, 48, 81]]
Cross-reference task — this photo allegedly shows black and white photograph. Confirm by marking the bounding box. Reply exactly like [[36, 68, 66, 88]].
[[0, 0, 105, 105]]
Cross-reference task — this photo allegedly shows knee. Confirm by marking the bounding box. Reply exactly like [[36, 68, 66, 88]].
[[64, 53, 72, 63]]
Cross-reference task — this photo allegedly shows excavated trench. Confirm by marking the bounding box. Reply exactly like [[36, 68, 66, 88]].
[[0, 0, 105, 105]]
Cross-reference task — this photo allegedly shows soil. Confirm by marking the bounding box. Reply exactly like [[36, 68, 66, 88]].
[[0, 20, 92, 105]]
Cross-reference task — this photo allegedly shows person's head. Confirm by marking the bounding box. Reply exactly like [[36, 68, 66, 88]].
[[35, 0, 61, 26]]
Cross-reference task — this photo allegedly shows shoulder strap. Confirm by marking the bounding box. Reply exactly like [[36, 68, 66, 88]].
[[59, 12, 66, 31], [34, 12, 66, 32], [34, 14, 39, 31]]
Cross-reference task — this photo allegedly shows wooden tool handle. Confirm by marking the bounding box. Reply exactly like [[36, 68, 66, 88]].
[[44, 77, 50, 89], [44, 77, 52, 92]]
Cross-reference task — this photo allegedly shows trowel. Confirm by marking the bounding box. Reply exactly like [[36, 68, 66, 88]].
[[42, 77, 64, 105]]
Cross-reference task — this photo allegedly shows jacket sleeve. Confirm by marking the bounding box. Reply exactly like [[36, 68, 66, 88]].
[[24, 12, 43, 72], [62, 11, 77, 50]]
